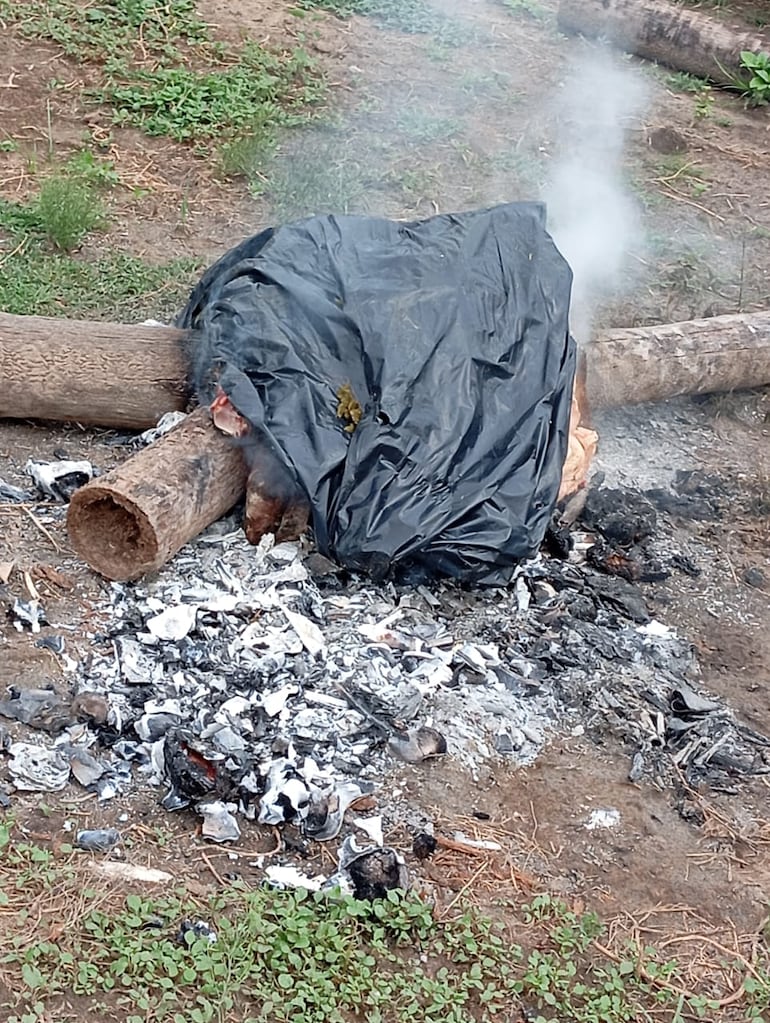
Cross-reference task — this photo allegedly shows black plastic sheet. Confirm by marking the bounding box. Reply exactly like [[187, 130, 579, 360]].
[[179, 203, 575, 585]]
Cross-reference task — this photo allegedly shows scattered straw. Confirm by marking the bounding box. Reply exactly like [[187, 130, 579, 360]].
[[602, 902, 770, 1013]]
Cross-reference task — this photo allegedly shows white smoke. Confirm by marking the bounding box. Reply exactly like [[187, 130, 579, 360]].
[[543, 51, 649, 343]]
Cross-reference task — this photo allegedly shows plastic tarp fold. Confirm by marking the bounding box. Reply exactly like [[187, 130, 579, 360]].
[[179, 202, 575, 585]]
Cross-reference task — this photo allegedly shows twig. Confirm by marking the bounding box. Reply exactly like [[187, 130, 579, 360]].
[[658, 188, 725, 221], [738, 234, 746, 312], [0, 236, 27, 268], [435, 834, 496, 858], [437, 862, 489, 919], [23, 570, 40, 601], [529, 799, 539, 846], [22, 507, 61, 552], [655, 161, 699, 184], [723, 551, 739, 587], [201, 851, 228, 887], [657, 932, 765, 985]]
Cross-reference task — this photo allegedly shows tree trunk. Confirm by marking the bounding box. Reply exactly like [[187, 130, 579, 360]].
[[66, 408, 247, 581], [0, 312, 191, 428], [557, 0, 770, 86], [584, 310, 770, 408]]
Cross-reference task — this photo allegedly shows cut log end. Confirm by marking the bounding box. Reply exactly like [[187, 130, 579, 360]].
[[66, 407, 248, 581], [67, 488, 160, 581]]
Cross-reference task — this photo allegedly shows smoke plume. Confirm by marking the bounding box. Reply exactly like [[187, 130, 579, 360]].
[[542, 51, 649, 343]]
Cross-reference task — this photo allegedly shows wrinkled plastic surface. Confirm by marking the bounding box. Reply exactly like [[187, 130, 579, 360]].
[[179, 203, 575, 585]]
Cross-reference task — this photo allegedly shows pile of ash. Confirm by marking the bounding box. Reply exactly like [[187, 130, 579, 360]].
[[1, 485, 768, 864]]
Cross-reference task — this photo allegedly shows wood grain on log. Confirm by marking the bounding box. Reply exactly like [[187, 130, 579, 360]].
[[584, 311, 770, 408], [0, 312, 191, 429], [66, 408, 247, 580], [4, 310, 770, 426], [557, 0, 770, 86]]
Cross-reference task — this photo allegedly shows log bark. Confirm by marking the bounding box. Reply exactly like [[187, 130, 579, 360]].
[[66, 408, 247, 581], [584, 310, 770, 408], [3, 310, 770, 425], [557, 0, 770, 87], [0, 312, 191, 428], [4, 307, 770, 580]]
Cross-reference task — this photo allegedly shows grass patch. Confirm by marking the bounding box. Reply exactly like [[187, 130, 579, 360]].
[[396, 110, 462, 143], [395, 164, 443, 201], [294, 0, 472, 45], [0, 0, 209, 63], [0, 148, 118, 253], [654, 154, 710, 197], [1, 824, 769, 1022], [498, 0, 549, 21], [0, 0, 326, 154], [0, 242, 197, 320], [63, 149, 121, 189], [218, 112, 278, 181], [267, 137, 369, 219], [0, 188, 197, 318], [487, 145, 546, 193], [97, 44, 324, 144]]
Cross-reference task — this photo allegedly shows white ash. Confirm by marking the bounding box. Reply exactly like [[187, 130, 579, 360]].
[[3, 490, 769, 836]]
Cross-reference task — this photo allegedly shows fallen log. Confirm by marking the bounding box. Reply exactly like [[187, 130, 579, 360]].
[[3, 308, 770, 580], [557, 0, 770, 87], [3, 310, 770, 424], [66, 408, 248, 580], [584, 310, 770, 408], [0, 312, 191, 428]]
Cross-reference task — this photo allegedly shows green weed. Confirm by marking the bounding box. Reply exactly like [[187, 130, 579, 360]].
[[397, 164, 442, 200], [218, 110, 277, 181], [0, 242, 197, 319], [294, 0, 470, 44], [458, 69, 511, 96], [655, 154, 710, 198], [294, 0, 364, 15], [693, 90, 715, 119], [0, 196, 196, 317], [0, 0, 208, 63], [96, 44, 324, 144], [1, 824, 768, 1023], [487, 145, 546, 193], [0, 148, 119, 253], [665, 70, 711, 94], [64, 149, 120, 188], [736, 50, 770, 106], [33, 176, 104, 250]]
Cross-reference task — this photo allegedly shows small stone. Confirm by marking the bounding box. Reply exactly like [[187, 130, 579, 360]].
[[743, 567, 765, 589]]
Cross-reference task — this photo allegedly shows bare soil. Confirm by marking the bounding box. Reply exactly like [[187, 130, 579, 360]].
[[1, 0, 770, 1001]]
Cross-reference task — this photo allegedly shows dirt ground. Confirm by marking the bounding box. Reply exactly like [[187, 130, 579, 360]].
[[1, 0, 770, 1001]]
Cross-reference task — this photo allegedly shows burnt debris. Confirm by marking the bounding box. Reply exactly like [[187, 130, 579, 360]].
[[0, 484, 768, 855]]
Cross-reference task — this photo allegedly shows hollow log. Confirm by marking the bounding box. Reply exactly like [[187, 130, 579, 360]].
[[584, 310, 770, 408], [0, 312, 191, 428], [557, 0, 770, 87], [66, 408, 248, 581]]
